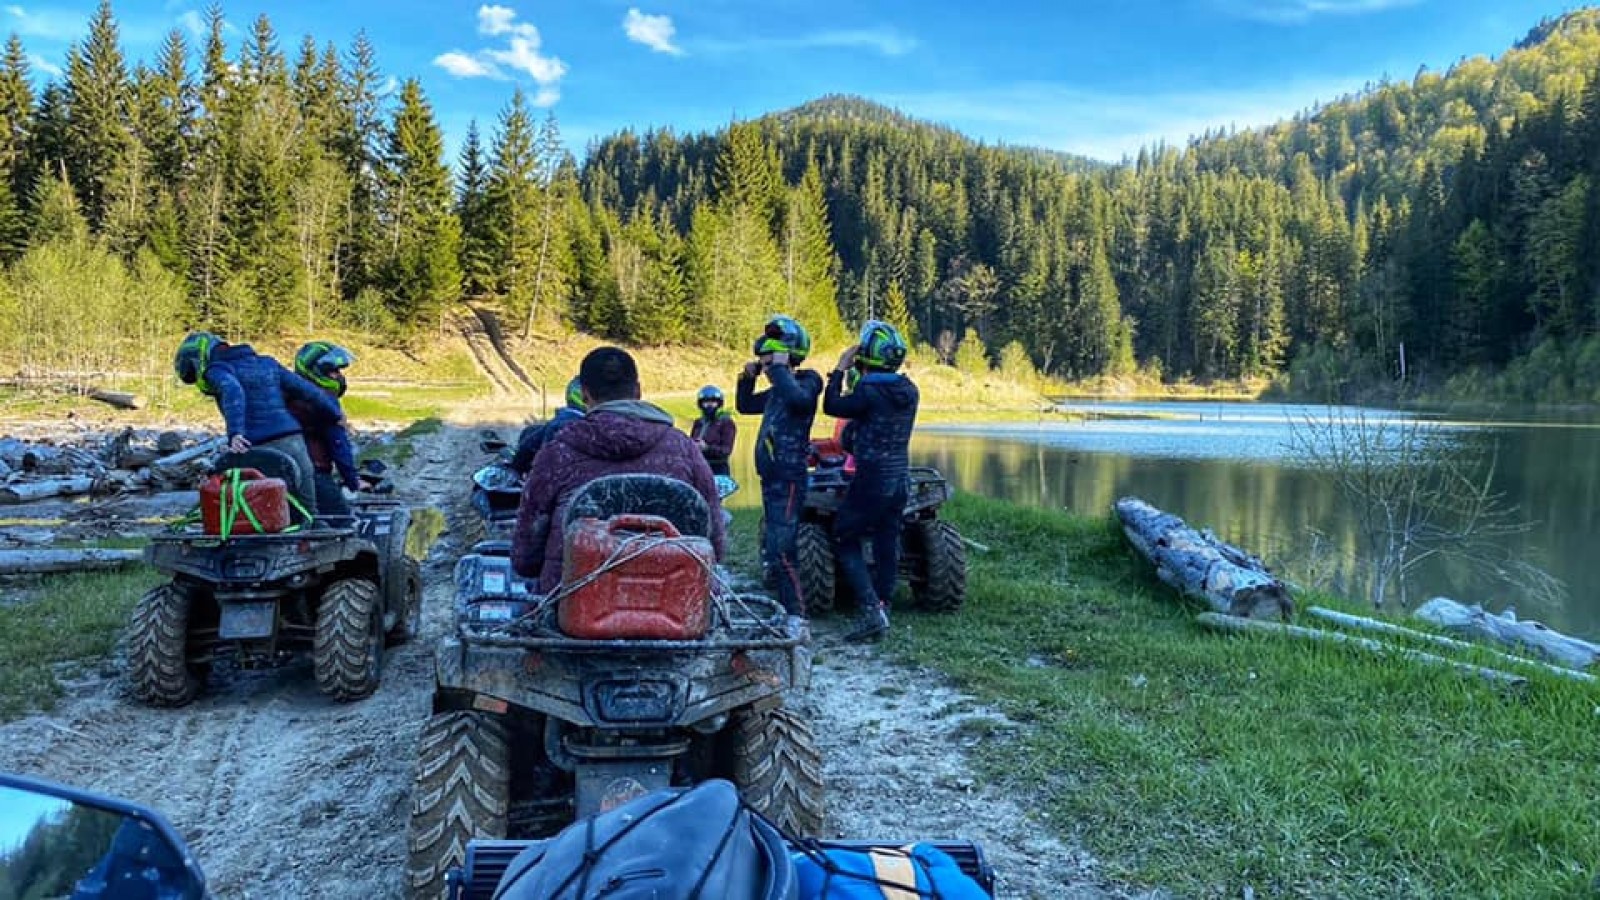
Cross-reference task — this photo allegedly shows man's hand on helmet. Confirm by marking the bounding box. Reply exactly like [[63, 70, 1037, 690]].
[[834, 346, 859, 373]]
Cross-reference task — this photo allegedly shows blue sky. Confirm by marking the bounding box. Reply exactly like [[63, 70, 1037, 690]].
[[1, 0, 1587, 163]]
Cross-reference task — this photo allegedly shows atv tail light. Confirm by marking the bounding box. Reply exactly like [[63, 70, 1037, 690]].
[[589, 679, 681, 723], [471, 694, 508, 715]]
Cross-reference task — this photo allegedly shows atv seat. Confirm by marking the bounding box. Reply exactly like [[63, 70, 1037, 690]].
[[564, 474, 711, 539], [473, 539, 513, 557]]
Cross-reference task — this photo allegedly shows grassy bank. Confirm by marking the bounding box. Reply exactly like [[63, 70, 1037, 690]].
[[863, 494, 1597, 898], [0, 566, 158, 720]]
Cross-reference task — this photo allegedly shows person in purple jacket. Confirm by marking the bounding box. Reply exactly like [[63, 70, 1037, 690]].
[[511, 347, 726, 595], [173, 331, 341, 519], [689, 385, 736, 477]]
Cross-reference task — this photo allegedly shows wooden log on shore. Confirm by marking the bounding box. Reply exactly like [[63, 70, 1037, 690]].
[[87, 388, 147, 410], [147, 437, 223, 488], [1413, 597, 1600, 671], [1196, 612, 1527, 686], [1307, 606, 1595, 683], [1115, 496, 1293, 620], [0, 547, 144, 574], [0, 477, 98, 505]]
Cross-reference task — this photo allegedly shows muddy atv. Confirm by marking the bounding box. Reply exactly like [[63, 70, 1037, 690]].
[[405, 474, 819, 900], [468, 432, 521, 544], [790, 448, 968, 615], [126, 449, 422, 707]]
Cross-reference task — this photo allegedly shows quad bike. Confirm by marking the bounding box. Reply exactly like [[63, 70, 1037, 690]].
[[469, 432, 521, 543], [789, 437, 968, 615], [405, 474, 822, 900], [0, 771, 995, 900], [125, 449, 422, 707]]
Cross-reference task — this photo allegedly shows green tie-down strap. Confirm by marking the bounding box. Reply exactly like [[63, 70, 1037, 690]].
[[217, 468, 313, 538]]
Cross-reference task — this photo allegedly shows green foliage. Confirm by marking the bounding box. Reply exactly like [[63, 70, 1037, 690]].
[[953, 327, 989, 376], [892, 494, 1600, 898], [997, 340, 1036, 388]]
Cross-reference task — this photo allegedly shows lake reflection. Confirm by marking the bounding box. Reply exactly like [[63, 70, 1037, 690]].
[[714, 401, 1600, 638]]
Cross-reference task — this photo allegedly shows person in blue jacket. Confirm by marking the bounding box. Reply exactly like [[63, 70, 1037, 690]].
[[509, 377, 586, 476], [824, 321, 918, 643], [736, 315, 822, 619], [173, 332, 341, 520], [289, 341, 361, 518]]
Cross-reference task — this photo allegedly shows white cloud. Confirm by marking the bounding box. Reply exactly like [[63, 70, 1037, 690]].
[[433, 5, 567, 102], [1215, 0, 1420, 25], [477, 4, 523, 37], [27, 51, 61, 77], [5, 5, 88, 41], [177, 9, 203, 38], [699, 26, 918, 58], [434, 50, 503, 80], [883, 76, 1369, 162], [623, 8, 683, 56]]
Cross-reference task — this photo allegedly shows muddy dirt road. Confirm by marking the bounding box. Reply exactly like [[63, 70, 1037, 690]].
[[0, 418, 1150, 898]]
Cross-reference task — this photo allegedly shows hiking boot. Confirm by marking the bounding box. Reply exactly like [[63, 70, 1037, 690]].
[[843, 605, 889, 643]]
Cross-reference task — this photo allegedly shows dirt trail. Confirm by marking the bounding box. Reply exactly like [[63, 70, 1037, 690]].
[[0, 417, 1153, 898]]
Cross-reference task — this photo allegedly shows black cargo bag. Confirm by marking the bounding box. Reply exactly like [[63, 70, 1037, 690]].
[[491, 779, 797, 900]]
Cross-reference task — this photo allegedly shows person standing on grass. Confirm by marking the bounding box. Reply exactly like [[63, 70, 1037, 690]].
[[824, 321, 917, 643], [690, 385, 737, 477], [736, 315, 822, 623]]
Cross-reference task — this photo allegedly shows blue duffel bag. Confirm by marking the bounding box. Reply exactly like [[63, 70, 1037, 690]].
[[791, 843, 990, 899], [491, 779, 796, 900]]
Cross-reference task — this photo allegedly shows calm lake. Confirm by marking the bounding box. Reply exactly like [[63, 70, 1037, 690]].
[[722, 401, 1600, 639]]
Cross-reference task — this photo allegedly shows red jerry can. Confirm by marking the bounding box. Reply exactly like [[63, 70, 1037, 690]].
[[559, 514, 714, 640], [200, 468, 292, 535]]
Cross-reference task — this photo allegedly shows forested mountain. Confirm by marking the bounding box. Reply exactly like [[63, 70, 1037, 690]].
[[1, 2, 1599, 400]]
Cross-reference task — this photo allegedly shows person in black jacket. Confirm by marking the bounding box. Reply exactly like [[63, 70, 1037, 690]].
[[736, 315, 822, 619], [824, 321, 918, 642]]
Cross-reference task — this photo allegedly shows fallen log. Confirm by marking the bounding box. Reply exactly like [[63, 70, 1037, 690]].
[[150, 436, 223, 469], [0, 477, 98, 505], [0, 547, 144, 574], [148, 437, 223, 488], [1413, 597, 1600, 671], [1115, 496, 1292, 620], [88, 388, 147, 410], [1196, 612, 1527, 686], [1307, 606, 1595, 684]]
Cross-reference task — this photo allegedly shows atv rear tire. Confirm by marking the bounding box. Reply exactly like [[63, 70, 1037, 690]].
[[386, 556, 423, 645], [795, 521, 837, 615], [406, 711, 510, 900], [314, 578, 383, 701], [127, 582, 205, 707], [727, 706, 825, 836], [910, 520, 967, 612]]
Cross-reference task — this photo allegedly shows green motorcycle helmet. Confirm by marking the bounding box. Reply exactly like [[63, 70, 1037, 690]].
[[294, 341, 356, 396], [174, 332, 224, 395], [565, 376, 586, 411], [753, 315, 811, 364], [857, 319, 908, 372]]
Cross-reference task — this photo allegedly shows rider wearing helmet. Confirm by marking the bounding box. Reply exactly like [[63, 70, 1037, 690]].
[[735, 315, 823, 619], [288, 341, 360, 518], [510, 376, 587, 476], [174, 332, 339, 521], [825, 320, 919, 643], [689, 385, 736, 477]]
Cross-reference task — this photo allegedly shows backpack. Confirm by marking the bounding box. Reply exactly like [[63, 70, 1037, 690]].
[[491, 779, 795, 900]]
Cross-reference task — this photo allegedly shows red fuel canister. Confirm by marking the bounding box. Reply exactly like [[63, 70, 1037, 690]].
[[200, 468, 292, 535], [559, 514, 713, 640]]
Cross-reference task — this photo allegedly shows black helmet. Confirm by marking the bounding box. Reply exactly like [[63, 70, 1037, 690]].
[[857, 320, 908, 372], [697, 385, 724, 413], [294, 341, 355, 396], [174, 332, 223, 394], [752, 315, 811, 363]]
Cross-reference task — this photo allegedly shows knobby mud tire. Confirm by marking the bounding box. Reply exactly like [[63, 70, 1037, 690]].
[[406, 712, 511, 900], [313, 578, 383, 701], [728, 706, 825, 837], [911, 520, 968, 613], [795, 521, 837, 615], [127, 582, 204, 707], [386, 556, 423, 645]]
